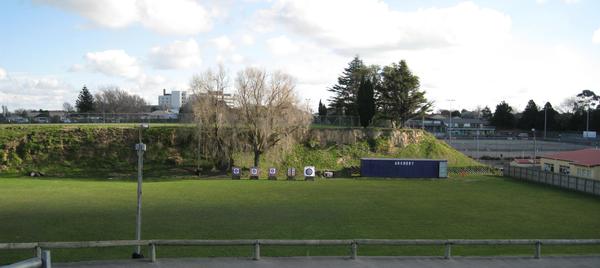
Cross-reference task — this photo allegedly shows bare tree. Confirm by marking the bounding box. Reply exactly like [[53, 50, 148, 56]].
[[62, 102, 74, 112], [94, 87, 148, 113], [235, 67, 312, 167], [190, 65, 238, 171]]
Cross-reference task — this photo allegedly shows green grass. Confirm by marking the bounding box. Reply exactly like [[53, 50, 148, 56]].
[[1, 176, 599, 264]]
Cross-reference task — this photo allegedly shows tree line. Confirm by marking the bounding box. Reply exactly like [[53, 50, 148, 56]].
[[480, 89, 600, 132], [319, 56, 431, 128], [73, 86, 149, 114]]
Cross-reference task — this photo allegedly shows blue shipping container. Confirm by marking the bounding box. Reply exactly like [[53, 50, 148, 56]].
[[360, 158, 448, 178]]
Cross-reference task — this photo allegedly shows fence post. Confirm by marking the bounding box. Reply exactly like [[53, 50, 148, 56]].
[[444, 243, 452, 259], [150, 243, 156, 263], [559, 173, 563, 187], [519, 167, 522, 179], [351, 242, 358, 260], [534, 241, 541, 259], [42, 250, 51, 268], [253, 241, 261, 260], [35, 246, 42, 258]]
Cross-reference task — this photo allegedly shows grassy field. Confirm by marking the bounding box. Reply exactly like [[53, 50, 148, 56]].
[[1, 175, 599, 264]]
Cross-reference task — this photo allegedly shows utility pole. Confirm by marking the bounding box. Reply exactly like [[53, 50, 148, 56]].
[[587, 106, 590, 132], [544, 104, 547, 140], [476, 110, 481, 160], [447, 99, 455, 140], [532, 128, 537, 163], [133, 123, 149, 259]]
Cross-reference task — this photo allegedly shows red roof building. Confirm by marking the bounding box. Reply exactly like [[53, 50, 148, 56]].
[[542, 148, 600, 167], [540, 148, 600, 179]]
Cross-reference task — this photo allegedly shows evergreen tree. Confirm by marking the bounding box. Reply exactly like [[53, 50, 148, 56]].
[[76, 85, 95, 113], [491, 101, 516, 129], [327, 56, 365, 116], [318, 99, 327, 116], [539, 102, 557, 132], [377, 60, 431, 127], [357, 76, 375, 128], [518, 100, 539, 130]]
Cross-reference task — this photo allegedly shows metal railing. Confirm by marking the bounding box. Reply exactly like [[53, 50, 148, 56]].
[[2, 239, 600, 263], [1, 250, 50, 268]]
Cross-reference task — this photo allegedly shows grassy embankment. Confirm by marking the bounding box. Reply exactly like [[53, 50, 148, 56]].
[[0, 124, 479, 178], [0, 176, 599, 264]]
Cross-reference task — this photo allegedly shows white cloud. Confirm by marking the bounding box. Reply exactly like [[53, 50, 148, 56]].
[[149, 39, 202, 69], [593, 28, 600, 44], [35, 0, 212, 35], [0, 74, 75, 110], [211, 35, 235, 52], [231, 54, 245, 64], [266, 35, 300, 55], [83, 50, 142, 79], [136, 0, 212, 35], [241, 34, 255, 46], [261, 1, 511, 55], [0, 67, 7, 80]]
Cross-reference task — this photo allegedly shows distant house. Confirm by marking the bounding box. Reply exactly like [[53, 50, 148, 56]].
[[510, 158, 538, 168], [540, 148, 600, 179]]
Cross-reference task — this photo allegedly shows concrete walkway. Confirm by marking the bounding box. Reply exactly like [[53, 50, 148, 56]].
[[57, 256, 600, 268]]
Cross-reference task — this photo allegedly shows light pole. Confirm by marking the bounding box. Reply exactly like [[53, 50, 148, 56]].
[[544, 104, 547, 140], [447, 99, 455, 140], [476, 111, 481, 160], [532, 128, 537, 163], [133, 123, 149, 259], [586, 105, 590, 132]]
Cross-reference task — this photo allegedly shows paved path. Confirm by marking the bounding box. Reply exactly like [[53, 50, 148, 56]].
[[57, 256, 600, 268]]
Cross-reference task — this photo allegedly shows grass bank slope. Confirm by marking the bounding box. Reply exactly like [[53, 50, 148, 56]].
[[0, 176, 599, 264], [0, 124, 478, 177]]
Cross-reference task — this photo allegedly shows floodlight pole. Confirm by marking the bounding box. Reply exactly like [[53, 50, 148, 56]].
[[544, 105, 547, 140], [447, 99, 455, 140], [532, 128, 537, 162], [133, 124, 148, 258]]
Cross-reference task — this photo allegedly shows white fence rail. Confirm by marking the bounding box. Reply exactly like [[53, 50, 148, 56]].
[[2, 239, 600, 263], [503, 165, 600, 196]]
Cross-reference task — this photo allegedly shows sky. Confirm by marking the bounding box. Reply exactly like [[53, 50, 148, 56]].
[[1, 0, 600, 113]]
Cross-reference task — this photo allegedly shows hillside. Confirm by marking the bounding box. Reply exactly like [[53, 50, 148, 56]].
[[0, 124, 479, 178]]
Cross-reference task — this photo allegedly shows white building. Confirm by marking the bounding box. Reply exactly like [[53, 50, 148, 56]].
[[158, 89, 187, 111], [193, 90, 235, 107]]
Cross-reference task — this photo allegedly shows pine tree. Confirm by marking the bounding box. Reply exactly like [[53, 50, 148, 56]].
[[491, 101, 515, 129], [318, 99, 327, 116], [327, 56, 365, 116], [518, 99, 539, 130], [357, 76, 375, 128], [76, 85, 95, 113], [377, 60, 431, 127], [540, 102, 557, 131]]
